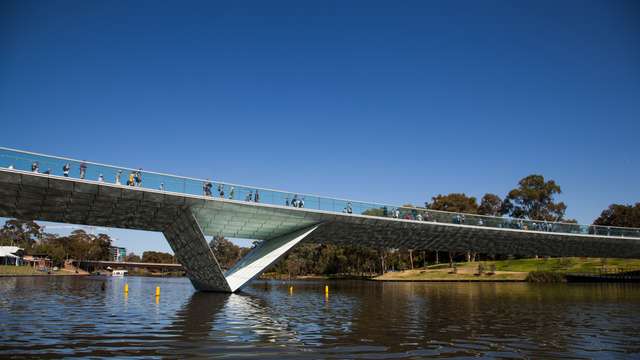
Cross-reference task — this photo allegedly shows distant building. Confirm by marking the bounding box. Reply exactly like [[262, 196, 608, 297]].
[[23, 254, 53, 271], [109, 246, 126, 262], [0, 246, 24, 265]]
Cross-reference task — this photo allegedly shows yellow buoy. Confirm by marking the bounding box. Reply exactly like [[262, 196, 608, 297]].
[[289, 285, 293, 295], [325, 285, 329, 294], [155, 286, 160, 297], [124, 283, 129, 293]]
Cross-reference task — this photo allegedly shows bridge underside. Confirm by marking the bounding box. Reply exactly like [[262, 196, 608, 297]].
[[1, 169, 640, 292]]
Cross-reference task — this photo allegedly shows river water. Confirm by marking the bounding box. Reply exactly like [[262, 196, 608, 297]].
[[0, 276, 639, 359]]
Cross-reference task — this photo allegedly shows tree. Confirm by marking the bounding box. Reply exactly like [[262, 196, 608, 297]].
[[28, 228, 112, 265], [142, 251, 175, 263], [477, 193, 503, 216], [67, 230, 93, 261], [125, 252, 141, 262], [427, 193, 478, 214], [89, 233, 112, 260], [593, 203, 640, 227], [209, 236, 246, 269], [0, 219, 43, 249], [32, 233, 67, 265], [502, 175, 567, 221]]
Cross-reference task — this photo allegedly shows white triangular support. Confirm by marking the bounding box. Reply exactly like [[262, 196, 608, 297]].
[[224, 225, 320, 292]]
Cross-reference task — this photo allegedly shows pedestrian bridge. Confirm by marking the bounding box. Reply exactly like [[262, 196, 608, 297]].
[[1, 147, 639, 292]]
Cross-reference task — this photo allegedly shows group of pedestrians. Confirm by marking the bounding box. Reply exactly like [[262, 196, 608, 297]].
[[20, 160, 529, 230], [202, 180, 254, 202], [125, 170, 143, 187], [30, 161, 51, 175], [286, 195, 304, 208], [245, 190, 260, 202], [28, 160, 147, 188]]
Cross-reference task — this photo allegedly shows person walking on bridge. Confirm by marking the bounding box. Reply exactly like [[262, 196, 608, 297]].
[[203, 180, 213, 196], [134, 169, 142, 187], [127, 171, 135, 186], [344, 202, 353, 214], [31, 161, 39, 173], [79, 161, 87, 179], [229, 186, 235, 200], [62, 163, 70, 177], [115, 170, 122, 185], [254, 190, 260, 203]]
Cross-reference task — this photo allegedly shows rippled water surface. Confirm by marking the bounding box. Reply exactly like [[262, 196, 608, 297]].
[[1, 276, 639, 359]]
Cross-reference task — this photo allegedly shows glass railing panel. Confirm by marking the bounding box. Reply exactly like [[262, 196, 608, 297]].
[[318, 197, 333, 212]]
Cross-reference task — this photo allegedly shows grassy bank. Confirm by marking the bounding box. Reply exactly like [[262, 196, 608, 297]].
[[0, 265, 42, 276], [374, 258, 640, 283], [0, 265, 91, 276]]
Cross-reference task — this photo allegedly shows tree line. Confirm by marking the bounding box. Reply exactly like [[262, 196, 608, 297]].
[[0, 220, 112, 265], [0, 220, 176, 266]]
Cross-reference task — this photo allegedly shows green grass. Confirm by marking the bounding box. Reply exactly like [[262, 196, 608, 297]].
[[375, 257, 640, 282], [456, 257, 640, 274], [0, 265, 41, 275]]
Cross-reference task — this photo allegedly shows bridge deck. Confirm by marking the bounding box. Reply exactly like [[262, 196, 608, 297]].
[[1, 167, 639, 259], [2, 146, 638, 240]]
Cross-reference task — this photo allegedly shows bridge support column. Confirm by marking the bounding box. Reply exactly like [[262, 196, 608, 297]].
[[163, 209, 231, 292], [164, 208, 319, 293], [224, 225, 319, 292]]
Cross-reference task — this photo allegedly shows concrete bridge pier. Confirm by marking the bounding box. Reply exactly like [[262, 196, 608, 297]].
[[163, 208, 319, 293]]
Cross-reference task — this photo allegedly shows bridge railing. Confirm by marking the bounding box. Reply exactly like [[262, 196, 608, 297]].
[[2, 147, 639, 239]]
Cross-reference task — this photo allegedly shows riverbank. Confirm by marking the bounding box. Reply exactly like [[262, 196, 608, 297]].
[[375, 266, 527, 282], [260, 272, 373, 281], [374, 257, 640, 282], [0, 265, 89, 277]]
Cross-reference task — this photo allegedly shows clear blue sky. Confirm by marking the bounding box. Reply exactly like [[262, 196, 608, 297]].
[[1, 0, 638, 255]]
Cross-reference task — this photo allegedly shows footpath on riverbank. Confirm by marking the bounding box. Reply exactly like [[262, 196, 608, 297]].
[[373, 257, 640, 283]]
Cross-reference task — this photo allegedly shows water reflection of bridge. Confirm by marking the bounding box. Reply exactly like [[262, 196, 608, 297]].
[[1, 147, 639, 292]]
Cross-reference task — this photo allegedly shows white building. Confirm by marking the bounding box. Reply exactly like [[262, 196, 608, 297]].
[[0, 246, 24, 266]]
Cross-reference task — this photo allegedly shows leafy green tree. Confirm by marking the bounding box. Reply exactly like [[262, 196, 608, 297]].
[[427, 193, 478, 213], [209, 236, 245, 269], [90, 233, 112, 260], [32, 233, 67, 265], [0, 219, 42, 250], [477, 193, 503, 216], [503, 175, 566, 221], [593, 203, 640, 227], [28, 229, 112, 265], [125, 252, 142, 262], [142, 251, 175, 263]]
